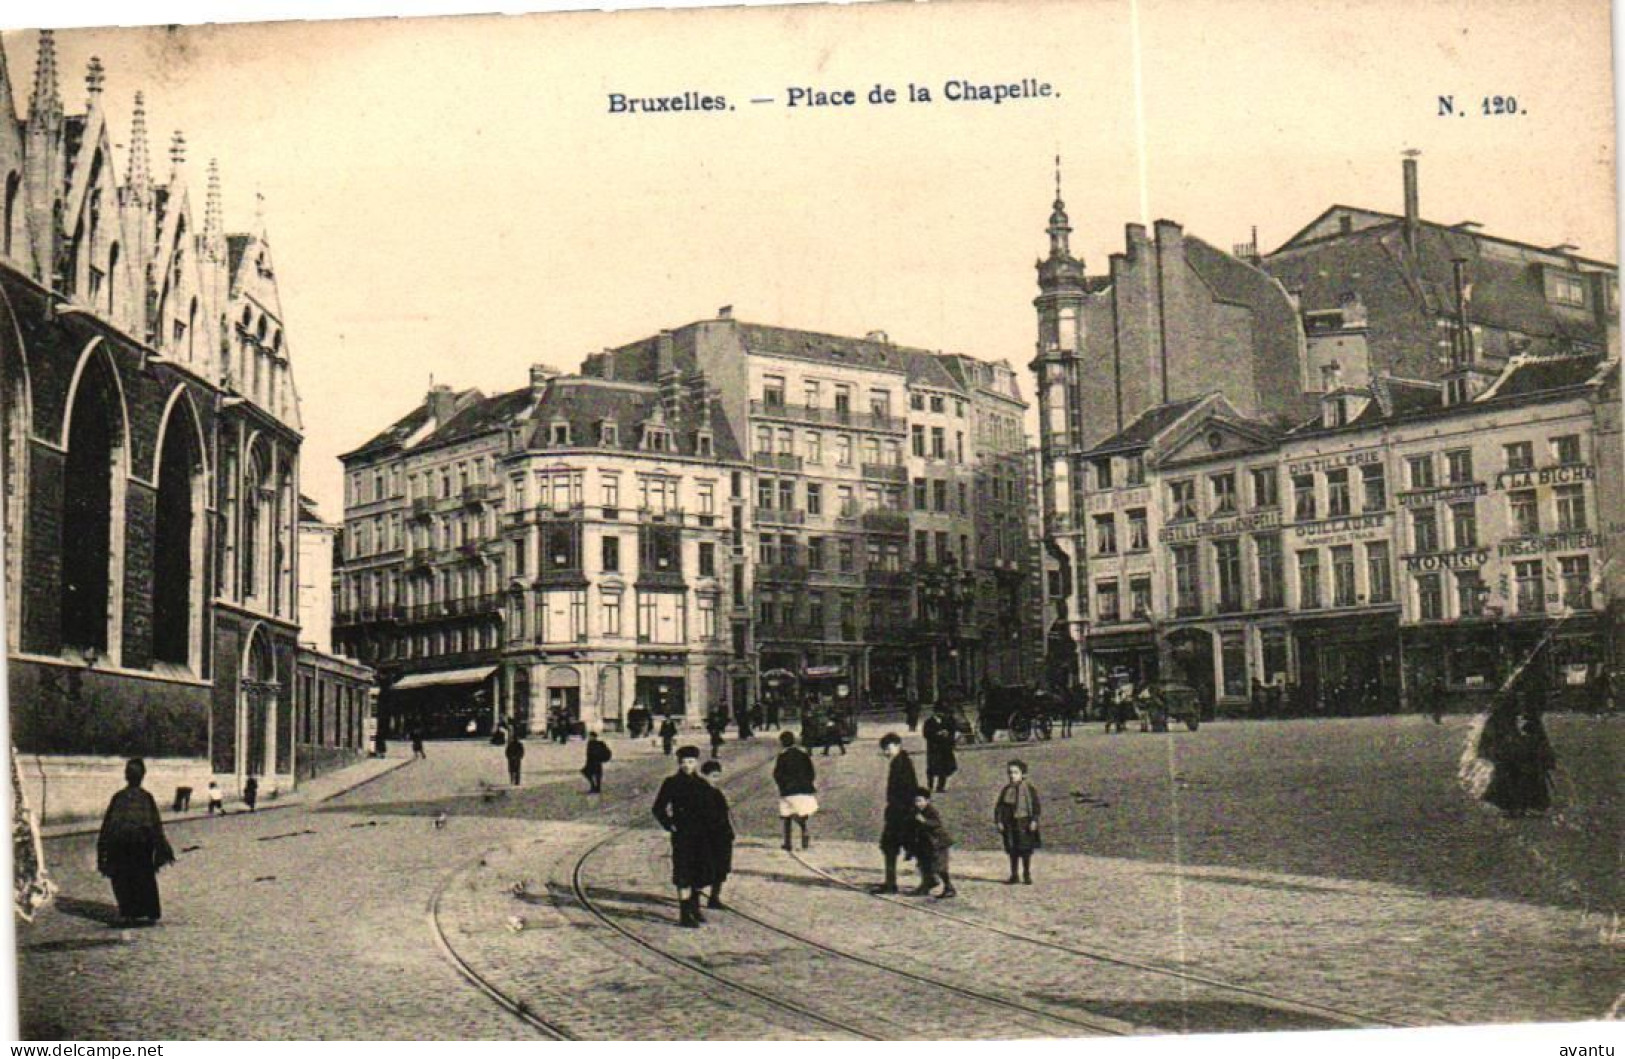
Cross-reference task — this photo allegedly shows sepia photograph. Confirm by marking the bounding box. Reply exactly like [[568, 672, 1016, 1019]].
[[0, 0, 1619, 1045]]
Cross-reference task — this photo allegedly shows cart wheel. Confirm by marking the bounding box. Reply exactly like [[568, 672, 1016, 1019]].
[[1186, 717, 1200, 731], [1010, 715, 1033, 742]]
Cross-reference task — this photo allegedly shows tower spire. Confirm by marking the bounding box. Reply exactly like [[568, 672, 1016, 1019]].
[[127, 91, 152, 198], [28, 29, 62, 124], [1047, 154, 1073, 259]]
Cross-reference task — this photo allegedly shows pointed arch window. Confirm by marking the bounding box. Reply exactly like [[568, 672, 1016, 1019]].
[[153, 400, 204, 668], [60, 355, 125, 656]]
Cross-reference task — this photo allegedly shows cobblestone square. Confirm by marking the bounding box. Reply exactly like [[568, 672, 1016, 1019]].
[[14, 715, 1620, 1040]]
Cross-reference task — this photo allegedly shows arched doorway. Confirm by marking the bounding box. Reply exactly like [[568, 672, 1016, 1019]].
[[240, 627, 279, 780], [547, 665, 581, 732]]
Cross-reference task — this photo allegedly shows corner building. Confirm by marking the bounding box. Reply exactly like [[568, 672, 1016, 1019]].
[[583, 313, 1038, 714]]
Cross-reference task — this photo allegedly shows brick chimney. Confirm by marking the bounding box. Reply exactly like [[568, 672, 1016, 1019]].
[[529, 364, 557, 394], [1403, 151, 1421, 252], [427, 384, 456, 426]]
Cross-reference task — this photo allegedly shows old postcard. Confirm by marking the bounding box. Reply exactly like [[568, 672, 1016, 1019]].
[[0, 0, 1619, 1047]]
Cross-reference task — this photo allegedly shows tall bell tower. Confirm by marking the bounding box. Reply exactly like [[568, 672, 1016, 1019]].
[[1029, 159, 1090, 690]]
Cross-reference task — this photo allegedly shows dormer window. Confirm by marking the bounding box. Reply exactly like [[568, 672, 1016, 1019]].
[[550, 420, 572, 446], [696, 431, 713, 457], [642, 425, 672, 452], [600, 420, 618, 447], [1545, 269, 1587, 308]]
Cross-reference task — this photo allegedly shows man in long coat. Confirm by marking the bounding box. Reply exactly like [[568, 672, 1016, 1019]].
[[871, 733, 921, 894], [96, 759, 175, 924], [651, 747, 714, 927], [922, 705, 958, 793]]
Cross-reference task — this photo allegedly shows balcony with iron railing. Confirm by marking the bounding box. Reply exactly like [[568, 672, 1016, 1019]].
[[638, 507, 685, 525], [756, 621, 826, 642], [864, 623, 914, 644], [756, 563, 810, 582], [462, 482, 500, 508], [861, 509, 909, 534], [753, 451, 805, 473], [409, 497, 435, 522], [860, 462, 908, 484], [863, 567, 912, 588], [748, 398, 907, 434], [754, 507, 806, 526]]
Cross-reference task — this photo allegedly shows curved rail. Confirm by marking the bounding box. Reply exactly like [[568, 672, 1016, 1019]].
[[787, 850, 1417, 1031], [427, 850, 577, 1040]]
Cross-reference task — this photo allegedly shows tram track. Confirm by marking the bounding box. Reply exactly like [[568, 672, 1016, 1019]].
[[570, 824, 1129, 1039], [785, 848, 1420, 1032]]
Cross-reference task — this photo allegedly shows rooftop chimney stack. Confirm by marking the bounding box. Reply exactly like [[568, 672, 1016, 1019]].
[[529, 364, 558, 393], [427, 383, 456, 426], [1402, 151, 1421, 252]]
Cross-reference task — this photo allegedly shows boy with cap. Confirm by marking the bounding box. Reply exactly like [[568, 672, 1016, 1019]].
[[651, 746, 714, 927], [871, 732, 921, 894]]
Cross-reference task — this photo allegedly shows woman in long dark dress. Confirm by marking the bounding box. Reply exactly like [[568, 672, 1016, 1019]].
[[96, 759, 175, 924], [994, 760, 1042, 884], [923, 705, 958, 792]]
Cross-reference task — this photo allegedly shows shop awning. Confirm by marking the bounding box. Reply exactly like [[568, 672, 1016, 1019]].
[[391, 665, 497, 691]]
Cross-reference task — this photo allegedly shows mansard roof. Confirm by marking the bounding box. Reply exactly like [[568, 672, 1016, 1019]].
[[522, 377, 743, 461], [1266, 215, 1613, 347]]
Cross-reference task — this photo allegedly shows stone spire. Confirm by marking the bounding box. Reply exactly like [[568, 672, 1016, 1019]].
[[28, 29, 62, 125], [85, 56, 105, 108], [126, 91, 152, 198], [168, 130, 187, 183], [203, 159, 225, 261]]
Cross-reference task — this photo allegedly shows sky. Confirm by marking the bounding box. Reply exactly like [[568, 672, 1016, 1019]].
[[1, 0, 1616, 519]]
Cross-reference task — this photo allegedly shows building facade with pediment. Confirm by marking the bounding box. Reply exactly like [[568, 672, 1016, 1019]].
[[2, 32, 307, 815]]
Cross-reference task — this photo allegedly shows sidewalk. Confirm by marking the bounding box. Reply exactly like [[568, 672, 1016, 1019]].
[[40, 751, 414, 841]]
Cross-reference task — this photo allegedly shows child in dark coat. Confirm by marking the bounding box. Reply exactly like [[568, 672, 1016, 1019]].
[[581, 731, 612, 793], [910, 787, 956, 899]]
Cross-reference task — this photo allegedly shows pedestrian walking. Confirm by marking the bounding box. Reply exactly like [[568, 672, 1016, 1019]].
[[243, 775, 259, 812], [96, 759, 176, 925], [772, 731, 818, 851], [706, 712, 727, 758], [505, 730, 526, 786], [904, 700, 922, 733], [411, 729, 426, 760], [870, 733, 922, 895], [909, 787, 956, 898], [651, 747, 714, 928], [659, 716, 679, 757], [374, 730, 388, 758], [764, 697, 781, 732], [923, 704, 958, 793], [699, 760, 735, 910], [994, 760, 1042, 884], [206, 780, 224, 816], [581, 731, 612, 793]]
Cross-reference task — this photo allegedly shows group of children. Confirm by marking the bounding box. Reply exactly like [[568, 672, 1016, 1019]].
[[654, 727, 1042, 926]]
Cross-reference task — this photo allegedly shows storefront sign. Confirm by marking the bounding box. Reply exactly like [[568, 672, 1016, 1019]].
[[1286, 449, 1382, 476], [1403, 548, 1489, 572], [1158, 509, 1280, 544], [1497, 531, 1599, 556], [1291, 513, 1389, 541], [1399, 483, 1487, 508], [1494, 464, 1594, 490], [1088, 487, 1150, 512]]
